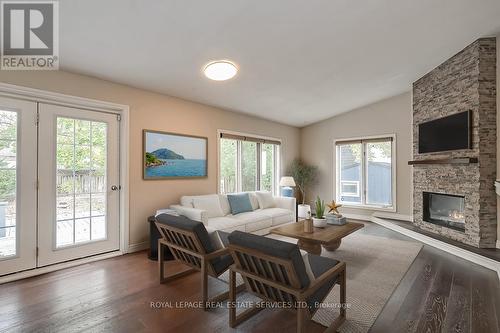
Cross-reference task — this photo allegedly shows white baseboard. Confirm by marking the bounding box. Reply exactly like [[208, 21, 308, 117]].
[[0, 251, 123, 284], [127, 241, 149, 253], [372, 212, 413, 222], [371, 216, 500, 280], [343, 213, 371, 221]]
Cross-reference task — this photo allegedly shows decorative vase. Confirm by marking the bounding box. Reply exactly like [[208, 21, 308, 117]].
[[297, 204, 311, 219], [312, 217, 327, 228], [281, 187, 294, 197], [304, 219, 313, 233]]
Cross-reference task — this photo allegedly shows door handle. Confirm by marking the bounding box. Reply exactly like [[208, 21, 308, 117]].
[[111, 185, 120, 191]]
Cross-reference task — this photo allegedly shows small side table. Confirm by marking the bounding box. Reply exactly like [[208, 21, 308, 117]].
[[148, 215, 174, 261]]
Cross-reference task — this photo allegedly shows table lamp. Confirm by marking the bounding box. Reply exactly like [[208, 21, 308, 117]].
[[279, 176, 296, 197]]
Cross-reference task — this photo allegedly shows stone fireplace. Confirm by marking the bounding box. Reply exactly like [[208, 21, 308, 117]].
[[412, 37, 497, 248]]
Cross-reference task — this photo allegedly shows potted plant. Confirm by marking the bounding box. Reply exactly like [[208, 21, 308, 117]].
[[287, 159, 318, 219], [313, 196, 327, 228]]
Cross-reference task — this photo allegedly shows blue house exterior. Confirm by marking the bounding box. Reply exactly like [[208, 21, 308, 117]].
[[339, 162, 392, 205]]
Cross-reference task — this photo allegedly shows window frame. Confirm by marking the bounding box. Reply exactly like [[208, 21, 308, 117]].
[[217, 130, 281, 195], [334, 134, 396, 212]]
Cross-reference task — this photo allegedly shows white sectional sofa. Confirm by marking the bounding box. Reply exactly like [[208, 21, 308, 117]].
[[170, 192, 296, 235]]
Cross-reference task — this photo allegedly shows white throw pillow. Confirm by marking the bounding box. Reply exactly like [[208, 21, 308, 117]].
[[192, 195, 224, 218], [255, 191, 276, 209], [248, 192, 260, 210], [218, 194, 231, 216]]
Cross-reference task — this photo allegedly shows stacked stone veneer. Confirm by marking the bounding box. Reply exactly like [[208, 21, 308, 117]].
[[412, 38, 497, 248]]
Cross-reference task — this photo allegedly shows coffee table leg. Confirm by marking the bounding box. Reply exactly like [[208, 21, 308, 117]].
[[297, 239, 321, 255], [323, 239, 341, 251]]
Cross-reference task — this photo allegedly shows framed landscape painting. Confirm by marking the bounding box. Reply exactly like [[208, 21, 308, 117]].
[[143, 130, 208, 179]]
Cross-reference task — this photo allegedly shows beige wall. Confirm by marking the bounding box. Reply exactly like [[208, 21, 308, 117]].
[[300, 92, 412, 218], [0, 71, 300, 246]]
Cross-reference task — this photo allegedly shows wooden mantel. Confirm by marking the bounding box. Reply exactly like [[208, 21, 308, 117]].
[[407, 157, 478, 165]]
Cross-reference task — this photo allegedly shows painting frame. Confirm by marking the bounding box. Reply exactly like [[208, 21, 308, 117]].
[[143, 129, 208, 180]]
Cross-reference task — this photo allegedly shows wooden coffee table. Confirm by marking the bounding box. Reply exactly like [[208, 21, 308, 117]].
[[270, 220, 364, 255]]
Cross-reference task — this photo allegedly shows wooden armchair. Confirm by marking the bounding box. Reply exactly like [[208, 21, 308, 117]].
[[227, 231, 346, 332], [155, 214, 236, 310]]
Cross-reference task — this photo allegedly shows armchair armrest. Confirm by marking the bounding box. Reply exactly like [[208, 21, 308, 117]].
[[301, 261, 346, 299], [170, 204, 209, 226], [204, 247, 230, 260]]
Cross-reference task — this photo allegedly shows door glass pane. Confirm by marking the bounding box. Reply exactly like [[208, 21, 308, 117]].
[[219, 138, 237, 194], [366, 141, 392, 206], [56, 117, 107, 248], [91, 216, 106, 240], [0, 110, 17, 258], [260, 143, 275, 192], [338, 143, 362, 204], [241, 141, 257, 192]]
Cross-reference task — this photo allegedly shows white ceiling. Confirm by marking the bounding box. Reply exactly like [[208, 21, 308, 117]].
[[60, 0, 500, 127]]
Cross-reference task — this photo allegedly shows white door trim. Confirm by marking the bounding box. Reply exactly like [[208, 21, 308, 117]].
[[0, 82, 131, 281]]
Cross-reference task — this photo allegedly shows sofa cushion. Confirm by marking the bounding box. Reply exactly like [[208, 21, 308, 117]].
[[218, 194, 231, 216], [245, 218, 272, 232], [231, 210, 273, 232], [255, 191, 276, 209], [207, 216, 248, 231], [227, 193, 254, 215], [228, 231, 310, 289], [261, 208, 294, 226], [233, 210, 270, 223], [192, 194, 224, 218]]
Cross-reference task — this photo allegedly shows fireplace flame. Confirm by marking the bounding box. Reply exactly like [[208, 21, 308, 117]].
[[449, 210, 464, 220]]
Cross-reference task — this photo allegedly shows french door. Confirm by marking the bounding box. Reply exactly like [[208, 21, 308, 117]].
[[0, 98, 120, 276], [37, 104, 120, 266], [0, 97, 37, 276]]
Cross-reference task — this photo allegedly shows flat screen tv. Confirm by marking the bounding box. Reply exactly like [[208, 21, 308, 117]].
[[418, 111, 472, 154]]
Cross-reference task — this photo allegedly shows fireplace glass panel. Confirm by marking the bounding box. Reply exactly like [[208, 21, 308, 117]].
[[423, 192, 465, 232]]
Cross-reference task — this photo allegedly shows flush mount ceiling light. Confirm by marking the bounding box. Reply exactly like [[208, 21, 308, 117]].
[[203, 60, 238, 81]]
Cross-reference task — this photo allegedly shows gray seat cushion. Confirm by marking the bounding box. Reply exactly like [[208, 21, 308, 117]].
[[228, 231, 310, 288], [156, 214, 233, 275], [306, 254, 340, 312]]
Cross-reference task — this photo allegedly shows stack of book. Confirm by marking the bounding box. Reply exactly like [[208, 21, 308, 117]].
[[326, 214, 347, 225]]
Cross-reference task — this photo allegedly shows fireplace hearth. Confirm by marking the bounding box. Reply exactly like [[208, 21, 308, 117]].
[[423, 192, 465, 232]]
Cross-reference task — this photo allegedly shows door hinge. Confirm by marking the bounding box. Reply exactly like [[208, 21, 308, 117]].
[[36, 247, 39, 256], [35, 113, 39, 126], [116, 114, 121, 121], [36, 180, 39, 190]]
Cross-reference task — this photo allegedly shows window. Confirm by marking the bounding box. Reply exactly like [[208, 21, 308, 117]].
[[340, 181, 360, 197], [219, 132, 280, 195], [336, 136, 395, 210]]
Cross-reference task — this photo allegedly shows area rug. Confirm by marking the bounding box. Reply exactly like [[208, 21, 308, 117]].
[[219, 232, 422, 332]]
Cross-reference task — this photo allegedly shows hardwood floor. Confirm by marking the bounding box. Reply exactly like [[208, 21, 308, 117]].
[[0, 221, 498, 333], [383, 218, 500, 262]]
